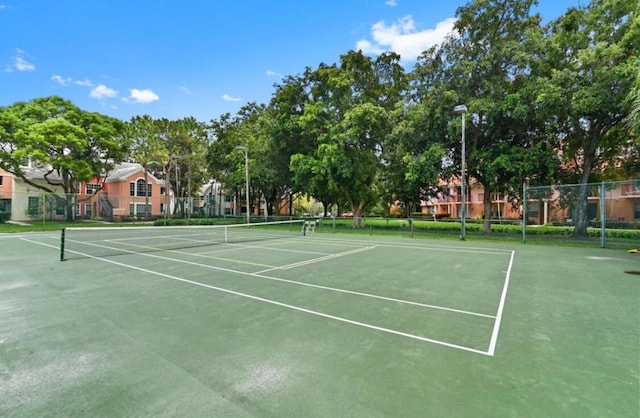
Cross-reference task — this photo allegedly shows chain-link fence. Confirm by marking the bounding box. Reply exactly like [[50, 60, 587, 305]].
[[0, 191, 239, 224], [523, 179, 640, 248], [2, 182, 639, 249]]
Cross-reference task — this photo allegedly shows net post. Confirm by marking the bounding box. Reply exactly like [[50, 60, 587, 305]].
[[224, 225, 229, 243], [60, 228, 66, 261]]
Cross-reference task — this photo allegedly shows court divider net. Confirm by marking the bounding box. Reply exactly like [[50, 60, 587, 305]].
[[60, 219, 305, 261]]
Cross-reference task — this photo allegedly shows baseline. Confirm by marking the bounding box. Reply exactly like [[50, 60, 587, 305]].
[[305, 235, 513, 256]]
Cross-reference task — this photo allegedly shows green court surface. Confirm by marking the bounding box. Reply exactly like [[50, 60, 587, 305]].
[[1, 227, 638, 417]]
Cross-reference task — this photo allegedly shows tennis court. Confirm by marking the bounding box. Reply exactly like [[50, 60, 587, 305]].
[[1, 223, 638, 417]]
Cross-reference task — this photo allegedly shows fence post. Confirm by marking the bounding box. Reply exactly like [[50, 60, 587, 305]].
[[60, 228, 65, 261], [42, 192, 46, 229], [522, 182, 527, 244], [600, 181, 606, 248]]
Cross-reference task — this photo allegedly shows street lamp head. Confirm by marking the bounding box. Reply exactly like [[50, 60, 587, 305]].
[[454, 104, 467, 113], [234, 145, 247, 151]]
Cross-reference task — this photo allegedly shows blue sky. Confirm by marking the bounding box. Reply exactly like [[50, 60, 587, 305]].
[[1, 0, 583, 123]]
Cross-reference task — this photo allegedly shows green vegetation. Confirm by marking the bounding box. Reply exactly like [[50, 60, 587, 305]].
[[2, 216, 638, 249]]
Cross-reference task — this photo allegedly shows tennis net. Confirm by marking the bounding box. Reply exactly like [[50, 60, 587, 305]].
[[60, 219, 305, 261]]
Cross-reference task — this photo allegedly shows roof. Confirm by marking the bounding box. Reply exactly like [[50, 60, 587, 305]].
[[105, 162, 163, 184], [20, 165, 62, 181]]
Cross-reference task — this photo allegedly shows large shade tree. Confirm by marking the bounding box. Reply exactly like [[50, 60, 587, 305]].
[[381, 102, 447, 218], [413, 0, 560, 232], [0, 96, 128, 220], [207, 103, 287, 217], [286, 51, 407, 226], [127, 115, 169, 218], [164, 117, 209, 217], [538, 0, 639, 236]]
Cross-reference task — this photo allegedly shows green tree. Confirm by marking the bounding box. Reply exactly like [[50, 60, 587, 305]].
[[285, 51, 406, 226], [127, 115, 169, 218], [413, 0, 558, 232], [540, 0, 638, 236], [163, 117, 209, 217], [0, 96, 128, 220], [269, 68, 324, 215], [382, 103, 447, 218], [207, 103, 286, 217]]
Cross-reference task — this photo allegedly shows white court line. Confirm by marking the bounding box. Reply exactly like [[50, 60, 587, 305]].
[[487, 250, 516, 356], [23, 237, 492, 356], [304, 235, 513, 256], [1, 233, 58, 240], [254, 245, 377, 274], [225, 241, 332, 256]]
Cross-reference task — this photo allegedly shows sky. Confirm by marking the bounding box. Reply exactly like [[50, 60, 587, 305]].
[[1, 0, 584, 123]]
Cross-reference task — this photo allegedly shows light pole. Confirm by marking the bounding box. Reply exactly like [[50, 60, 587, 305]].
[[234, 145, 250, 224], [454, 104, 467, 241]]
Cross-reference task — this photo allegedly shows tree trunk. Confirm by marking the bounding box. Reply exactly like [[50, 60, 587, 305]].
[[482, 182, 492, 233], [573, 183, 590, 237], [351, 202, 364, 228], [573, 145, 596, 238], [322, 198, 330, 217]]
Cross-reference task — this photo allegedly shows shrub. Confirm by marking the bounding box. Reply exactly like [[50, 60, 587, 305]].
[[0, 212, 9, 223]]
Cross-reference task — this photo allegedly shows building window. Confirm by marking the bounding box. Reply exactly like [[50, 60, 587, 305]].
[[85, 183, 100, 194], [527, 202, 539, 218], [131, 179, 152, 197], [27, 196, 40, 216], [130, 203, 151, 216], [137, 179, 146, 197], [634, 201, 640, 219], [139, 204, 151, 216], [0, 175, 3, 186], [54, 197, 66, 216]]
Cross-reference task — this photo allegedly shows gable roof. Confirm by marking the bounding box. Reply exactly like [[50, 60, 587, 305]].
[[105, 162, 163, 184], [19, 165, 62, 181]]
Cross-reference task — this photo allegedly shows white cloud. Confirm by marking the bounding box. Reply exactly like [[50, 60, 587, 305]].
[[385, 0, 398, 6], [5, 49, 35, 72], [126, 88, 159, 103], [51, 74, 72, 85], [90, 84, 118, 99], [355, 40, 385, 55], [266, 70, 283, 78], [222, 94, 242, 102], [74, 78, 94, 87], [357, 15, 456, 63], [51, 75, 95, 87], [178, 85, 192, 95], [0, 5, 8, 9]]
